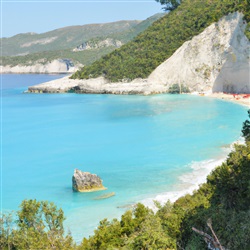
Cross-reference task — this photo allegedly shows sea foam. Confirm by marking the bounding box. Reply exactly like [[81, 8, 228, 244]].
[[141, 137, 245, 212]]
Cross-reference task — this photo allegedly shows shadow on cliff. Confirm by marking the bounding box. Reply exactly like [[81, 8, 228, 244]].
[[212, 53, 250, 94]]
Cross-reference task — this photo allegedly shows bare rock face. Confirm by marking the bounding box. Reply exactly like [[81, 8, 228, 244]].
[[1, 59, 81, 74], [72, 169, 106, 192], [148, 12, 250, 94], [73, 38, 123, 51]]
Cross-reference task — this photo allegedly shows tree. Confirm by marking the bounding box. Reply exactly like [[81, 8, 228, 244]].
[[0, 212, 15, 250], [0, 199, 75, 250], [242, 109, 250, 141], [155, 0, 181, 11], [168, 83, 190, 94], [132, 214, 172, 249]]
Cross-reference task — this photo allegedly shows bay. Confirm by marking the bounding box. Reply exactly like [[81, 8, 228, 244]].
[[1, 74, 247, 241]]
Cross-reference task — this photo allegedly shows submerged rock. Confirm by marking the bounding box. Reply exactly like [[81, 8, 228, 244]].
[[72, 169, 106, 192], [93, 192, 115, 200]]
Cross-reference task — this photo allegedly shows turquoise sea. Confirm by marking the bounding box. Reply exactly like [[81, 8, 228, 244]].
[[1, 74, 248, 241]]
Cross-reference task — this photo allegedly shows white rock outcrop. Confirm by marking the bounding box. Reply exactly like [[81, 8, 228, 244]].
[[148, 12, 250, 93], [0, 59, 81, 74], [27, 76, 166, 94], [73, 38, 123, 51]]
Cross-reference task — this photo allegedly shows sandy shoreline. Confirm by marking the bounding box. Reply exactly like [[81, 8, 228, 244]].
[[142, 157, 227, 210], [206, 92, 250, 108]]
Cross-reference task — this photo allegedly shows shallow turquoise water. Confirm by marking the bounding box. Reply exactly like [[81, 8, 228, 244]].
[[1, 74, 248, 241]]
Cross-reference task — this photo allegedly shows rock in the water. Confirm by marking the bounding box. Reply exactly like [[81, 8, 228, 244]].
[[72, 169, 106, 192]]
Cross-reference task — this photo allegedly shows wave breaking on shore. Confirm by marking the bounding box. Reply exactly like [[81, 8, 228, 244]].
[[141, 137, 245, 211]]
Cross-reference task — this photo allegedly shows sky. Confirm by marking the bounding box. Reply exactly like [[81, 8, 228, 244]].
[[1, 0, 164, 38]]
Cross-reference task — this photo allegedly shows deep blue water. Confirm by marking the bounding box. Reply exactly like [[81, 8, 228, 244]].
[[1, 74, 248, 241]]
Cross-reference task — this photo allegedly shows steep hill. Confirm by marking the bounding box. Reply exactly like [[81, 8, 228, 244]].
[[0, 13, 165, 73], [72, 0, 250, 82], [1, 14, 164, 58]]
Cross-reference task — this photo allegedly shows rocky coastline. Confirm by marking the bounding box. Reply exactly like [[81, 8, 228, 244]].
[[27, 75, 167, 95], [1, 59, 81, 74], [26, 12, 249, 102]]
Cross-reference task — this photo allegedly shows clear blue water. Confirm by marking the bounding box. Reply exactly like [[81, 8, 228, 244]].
[[1, 74, 248, 241]]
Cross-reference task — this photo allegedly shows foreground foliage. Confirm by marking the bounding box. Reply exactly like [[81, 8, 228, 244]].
[[1, 110, 250, 249], [0, 200, 75, 250], [72, 0, 250, 82]]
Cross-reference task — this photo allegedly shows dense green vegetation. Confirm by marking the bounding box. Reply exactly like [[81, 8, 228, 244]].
[[155, 0, 181, 11], [1, 110, 250, 249], [72, 0, 250, 82], [0, 200, 75, 250], [168, 84, 190, 94]]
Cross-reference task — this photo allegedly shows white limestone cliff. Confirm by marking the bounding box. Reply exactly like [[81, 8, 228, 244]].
[[148, 12, 250, 93], [0, 59, 82, 74]]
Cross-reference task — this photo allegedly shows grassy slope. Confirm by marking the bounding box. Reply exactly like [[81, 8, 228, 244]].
[[1, 20, 140, 56], [72, 0, 250, 82]]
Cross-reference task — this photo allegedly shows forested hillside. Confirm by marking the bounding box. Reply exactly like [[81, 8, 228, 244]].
[[1, 110, 250, 249], [72, 0, 250, 82]]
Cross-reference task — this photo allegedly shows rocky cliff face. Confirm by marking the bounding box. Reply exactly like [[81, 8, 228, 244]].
[[0, 59, 81, 74], [148, 12, 250, 94], [72, 169, 106, 192], [73, 38, 123, 51]]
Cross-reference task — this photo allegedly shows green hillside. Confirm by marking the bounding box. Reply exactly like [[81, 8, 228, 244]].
[[0, 13, 164, 67], [1, 20, 140, 56], [72, 0, 250, 82]]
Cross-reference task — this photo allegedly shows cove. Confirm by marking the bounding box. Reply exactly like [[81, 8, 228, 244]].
[[1, 74, 248, 241]]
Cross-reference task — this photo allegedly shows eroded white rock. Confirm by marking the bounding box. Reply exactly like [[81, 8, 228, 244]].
[[1, 59, 81, 74], [148, 12, 250, 93]]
